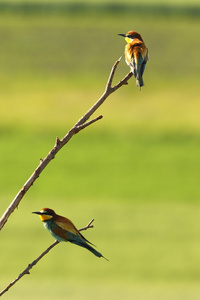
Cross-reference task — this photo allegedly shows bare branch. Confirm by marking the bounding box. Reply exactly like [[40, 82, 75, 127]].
[[0, 240, 59, 297], [0, 57, 133, 231], [74, 56, 131, 127], [0, 220, 94, 296]]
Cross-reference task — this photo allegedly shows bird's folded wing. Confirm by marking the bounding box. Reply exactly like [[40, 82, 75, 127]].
[[54, 218, 94, 245], [52, 221, 86, 243], [54, 217, 80, 234]]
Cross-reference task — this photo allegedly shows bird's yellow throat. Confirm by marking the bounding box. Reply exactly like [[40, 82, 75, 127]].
[[39, 214, 52, 222], [125, 37, 133, 44]]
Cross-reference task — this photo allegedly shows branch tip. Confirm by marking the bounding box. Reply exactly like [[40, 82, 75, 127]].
[[117, 56, 123, 63], [55, 136, 61, 147], [79, 218, 94, 231]]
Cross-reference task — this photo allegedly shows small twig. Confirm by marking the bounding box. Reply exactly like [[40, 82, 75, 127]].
[[75, 115, 103, 134], [105, 56, 122, 91], [79, 218, 94, 231], [0, 219, 94, 296], [0, 57, 132, 231]]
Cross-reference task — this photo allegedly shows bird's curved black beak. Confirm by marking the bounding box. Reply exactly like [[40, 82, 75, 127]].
[[118, 33, 126, 37]]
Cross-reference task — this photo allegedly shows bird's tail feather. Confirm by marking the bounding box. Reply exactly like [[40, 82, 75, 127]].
[[134, 53, 145, 90], [136, 75, 144, 90], [72, 240, 108, 260], [131, 66, 144, 90]]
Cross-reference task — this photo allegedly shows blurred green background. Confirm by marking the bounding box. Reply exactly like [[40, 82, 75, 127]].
[[1, 1, 200, 299]]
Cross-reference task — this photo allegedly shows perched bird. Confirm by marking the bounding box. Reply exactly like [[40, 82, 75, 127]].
[[118, 31, 149, 90], [32, 208, 107, 260]]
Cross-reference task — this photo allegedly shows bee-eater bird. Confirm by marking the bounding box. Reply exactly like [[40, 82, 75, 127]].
[[32, 208, 108, 260], [118, 31, 149, 90]]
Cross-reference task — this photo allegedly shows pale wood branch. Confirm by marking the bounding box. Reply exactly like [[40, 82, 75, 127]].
[[0, 219, 94, 296], [0, 57, 132, 231]]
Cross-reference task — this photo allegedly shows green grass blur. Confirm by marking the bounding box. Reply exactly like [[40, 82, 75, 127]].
[[1, 2, 200, 299]]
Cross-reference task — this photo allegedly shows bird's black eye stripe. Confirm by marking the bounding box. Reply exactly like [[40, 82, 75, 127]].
[[127, 34, 134, 39]]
